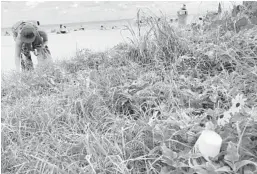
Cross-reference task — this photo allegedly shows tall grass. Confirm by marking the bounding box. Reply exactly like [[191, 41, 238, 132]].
[[2, 9, 257, 174]]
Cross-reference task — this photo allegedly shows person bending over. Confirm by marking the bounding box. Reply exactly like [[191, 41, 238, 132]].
[[12, 20, 51, 72]]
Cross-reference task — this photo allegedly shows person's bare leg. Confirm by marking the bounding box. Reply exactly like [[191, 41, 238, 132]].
[[14, 40, 22, 72]]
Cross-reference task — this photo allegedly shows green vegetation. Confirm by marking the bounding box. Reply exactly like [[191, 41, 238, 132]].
[[1, 9, 257, 174]]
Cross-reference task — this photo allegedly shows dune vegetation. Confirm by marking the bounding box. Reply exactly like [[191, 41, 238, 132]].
[[1, 6, 257, 174]]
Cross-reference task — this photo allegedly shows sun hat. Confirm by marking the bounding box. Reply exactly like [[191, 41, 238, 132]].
[[19, 23, 37, 43]]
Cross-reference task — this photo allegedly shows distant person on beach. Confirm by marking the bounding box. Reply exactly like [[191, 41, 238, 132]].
[[4, 31, 10, 36], [12, 20, 52, 72], [79, 25, 85, 30], [100, 25, 107, 30], [59, 24, 68, 34], [177, 4, 188, 26]]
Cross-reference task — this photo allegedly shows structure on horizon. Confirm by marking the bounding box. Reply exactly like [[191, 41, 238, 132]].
[[177, 4, 188, 26]]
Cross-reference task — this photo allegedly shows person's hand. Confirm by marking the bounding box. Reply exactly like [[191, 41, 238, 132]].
[[14, 39, 22, 73], [33, 49, 38, 56]]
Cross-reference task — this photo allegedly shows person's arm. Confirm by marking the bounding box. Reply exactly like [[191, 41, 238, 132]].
[[38, 30, 48, 45], [12, 21, 22, 72]]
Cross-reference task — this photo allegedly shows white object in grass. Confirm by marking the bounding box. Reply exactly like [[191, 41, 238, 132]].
[[196, 130, 222, 160]]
